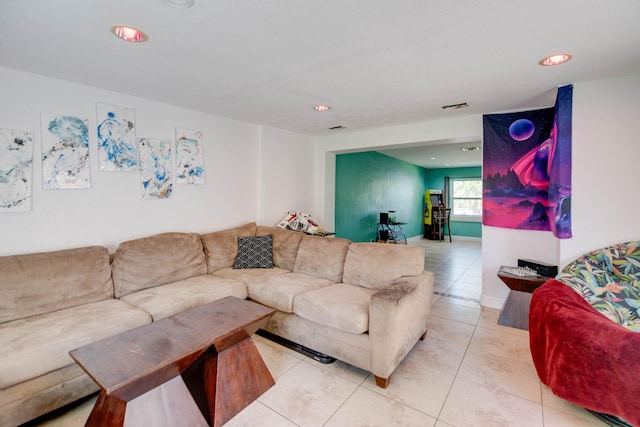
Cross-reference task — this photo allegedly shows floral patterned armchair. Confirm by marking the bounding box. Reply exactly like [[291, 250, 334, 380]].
[[558, 241, 640, 331], [529, 241, 640, 426]]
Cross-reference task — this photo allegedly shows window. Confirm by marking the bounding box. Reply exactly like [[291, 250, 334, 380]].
[[450, 178, 482, 221]]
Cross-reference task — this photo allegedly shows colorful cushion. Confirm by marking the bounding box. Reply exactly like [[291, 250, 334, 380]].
[[234, 234, 273, 269], [558, 241, 640, 331]]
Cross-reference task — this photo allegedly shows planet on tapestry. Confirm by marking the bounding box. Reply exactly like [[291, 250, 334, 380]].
[[508, 119, 535, 141], [175, 128, 205, 184], [41, 113, 90, 189], [482, 85, 572, 239], [0, 128, 33, 211], [138, 137, 173, 200], [96, 103, 138, 171]]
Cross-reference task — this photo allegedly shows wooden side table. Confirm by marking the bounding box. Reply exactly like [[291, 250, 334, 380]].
[[497, 266, 551, 330], [70, 297, 275, 427]]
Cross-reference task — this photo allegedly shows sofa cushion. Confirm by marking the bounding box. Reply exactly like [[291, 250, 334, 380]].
[[247, 272, 334, 313], [213, 266, 290, 285], [0, 299, 151, 389], [234, 234, 273, 269], [201, 222, 257, 273], [0, 246, 113, 324], [294, 283, 376, 334], [343, 243, 425, 290], [120, 275, 247, 320], [256, 226, 304, 270], [112, 232, 207, 298], [293, 236, 351, 283]]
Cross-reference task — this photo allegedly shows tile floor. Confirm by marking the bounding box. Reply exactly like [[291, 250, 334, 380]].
[[29, 238, 608, 427]]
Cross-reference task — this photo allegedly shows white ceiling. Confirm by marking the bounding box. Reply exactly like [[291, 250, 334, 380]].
[[1, 0, 639, 141], [378, 140, 482, 169]]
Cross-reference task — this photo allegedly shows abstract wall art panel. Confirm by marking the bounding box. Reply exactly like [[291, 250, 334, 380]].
[[96, 103, 137, 171], [175, 128, 204, 184], [41, 113, 90, 189], [0, 129, 33, 211], [482, 85, 572, 239], [138, 137, 173, 199]]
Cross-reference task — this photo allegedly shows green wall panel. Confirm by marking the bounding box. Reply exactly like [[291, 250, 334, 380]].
[[426, 166, 482, 238], [335, 152, 427, 242]]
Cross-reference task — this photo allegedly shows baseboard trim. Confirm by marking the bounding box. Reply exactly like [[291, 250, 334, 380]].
[[481, 294, 506, 310], [451, 236, 482, 241], [408, 235, 482, 242]]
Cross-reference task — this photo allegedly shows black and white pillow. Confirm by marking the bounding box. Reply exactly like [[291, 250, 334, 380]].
[[234, 234, 274, 269]]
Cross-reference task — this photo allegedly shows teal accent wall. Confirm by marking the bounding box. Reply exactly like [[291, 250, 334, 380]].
[[335, 152, 427, 242], [426, 166, 482, 238]]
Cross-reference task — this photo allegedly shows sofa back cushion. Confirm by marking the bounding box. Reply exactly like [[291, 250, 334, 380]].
[[293, 236, 351, 282], [343, 243, 425, 290], [112, 232, 207, 298], [201, 222, 257, 273], [256, 226, 304, 270], [0, 246, 113, 324]]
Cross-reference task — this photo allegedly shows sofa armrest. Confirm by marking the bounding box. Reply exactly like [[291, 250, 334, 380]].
[[369, 271, 434, 385]]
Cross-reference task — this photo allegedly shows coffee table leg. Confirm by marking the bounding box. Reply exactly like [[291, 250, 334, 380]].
[[216, 338, 275, 425], [85, 390, 126, 427], [182, 337, 275, 427]]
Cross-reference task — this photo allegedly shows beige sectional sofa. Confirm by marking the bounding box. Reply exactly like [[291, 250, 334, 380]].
[[0, 222, 433, 426], [0, 247, 152, 427]]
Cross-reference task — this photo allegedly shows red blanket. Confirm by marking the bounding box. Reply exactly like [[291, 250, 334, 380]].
[[529, 279, 640, 426]]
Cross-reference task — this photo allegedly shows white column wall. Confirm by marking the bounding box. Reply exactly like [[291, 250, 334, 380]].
[[558, 75, 640, 265]]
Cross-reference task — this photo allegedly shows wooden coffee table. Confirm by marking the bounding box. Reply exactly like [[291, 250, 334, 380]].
[[70, 297, 275, 427]]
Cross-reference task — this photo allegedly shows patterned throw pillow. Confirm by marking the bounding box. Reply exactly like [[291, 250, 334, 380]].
[[234, 234, 274, 269]]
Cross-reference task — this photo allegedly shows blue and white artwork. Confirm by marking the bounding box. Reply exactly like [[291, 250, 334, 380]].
[[96, 103, 137, 171], [0, 129, 33, 211], [41, 113, 90, 189], [175, 128, 204, 184], [138, 137, 173, 199]]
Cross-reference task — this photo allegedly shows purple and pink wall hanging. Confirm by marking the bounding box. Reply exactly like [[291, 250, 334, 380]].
[[482, 85, 572, 239]]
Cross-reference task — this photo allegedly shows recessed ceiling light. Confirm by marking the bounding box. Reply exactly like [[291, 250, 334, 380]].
[[461, 146, 480, 152], [111, 26, 148, 42], [539, 53, 572, 66], [164, 0, 195, 8], [430, 157, 436, 160], [441, 102, 468, 110], [314, 105, 331, 112]]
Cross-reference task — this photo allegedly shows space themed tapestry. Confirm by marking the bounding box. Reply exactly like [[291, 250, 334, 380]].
[[482, 85, 572, 239]]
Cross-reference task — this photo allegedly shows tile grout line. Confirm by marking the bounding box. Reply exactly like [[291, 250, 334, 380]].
[[433, 310, 481, 424]]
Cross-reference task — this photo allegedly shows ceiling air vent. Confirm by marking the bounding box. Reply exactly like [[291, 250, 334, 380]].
[[329, 125, 346, 130]]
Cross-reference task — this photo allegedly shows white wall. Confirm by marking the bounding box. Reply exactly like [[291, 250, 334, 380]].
[[558, 75, 640, 265], [480, 226, 559, 308], [0, 67, 315, 255], [259, 126, 316, 226], [314, 74, 640, 309]]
